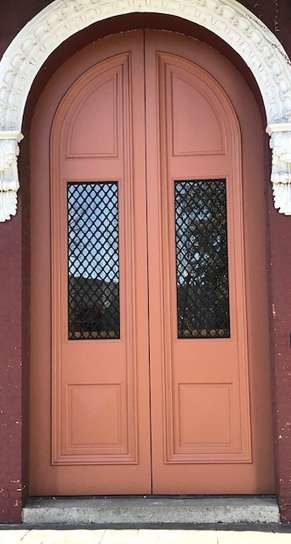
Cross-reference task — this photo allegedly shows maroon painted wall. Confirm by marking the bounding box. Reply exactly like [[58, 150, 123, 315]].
[[0, 209, 24, 524], [0, 0, 291, 523], [268, 193, 291, 523]]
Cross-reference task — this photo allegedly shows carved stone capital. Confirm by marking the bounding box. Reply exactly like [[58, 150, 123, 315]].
[[0, 131, 23, 222], [267, 124, 291, 215]]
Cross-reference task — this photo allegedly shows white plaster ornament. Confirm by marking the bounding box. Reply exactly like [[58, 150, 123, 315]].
[[267, 124, 291, 214], [0, 132, 23, 221], [0, 0, 291, 220]]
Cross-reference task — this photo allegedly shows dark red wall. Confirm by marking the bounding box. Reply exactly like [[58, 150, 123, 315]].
[[0, 210, 23, 524], [268, 191, 291, 522], [0, 0, 291, 524], [0, 127, 30, 525]]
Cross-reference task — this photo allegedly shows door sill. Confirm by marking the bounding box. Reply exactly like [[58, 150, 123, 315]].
[[22, 495, 279, 525]]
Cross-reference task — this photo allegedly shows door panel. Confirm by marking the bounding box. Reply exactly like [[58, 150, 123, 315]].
[[30, 30, 275, 495], [145, 31, 274, 493], [51, 54, 138, 466], [30, 31, 152, 495]]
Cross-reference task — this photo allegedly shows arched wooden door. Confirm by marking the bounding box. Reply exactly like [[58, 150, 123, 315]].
[[30, 30, 275, 495]]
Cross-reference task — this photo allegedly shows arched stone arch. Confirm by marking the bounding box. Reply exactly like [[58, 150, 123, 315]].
[[0, 0, 291, 220]]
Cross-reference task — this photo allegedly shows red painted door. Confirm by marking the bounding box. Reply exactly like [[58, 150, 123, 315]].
[[30, 30, 275, 495]]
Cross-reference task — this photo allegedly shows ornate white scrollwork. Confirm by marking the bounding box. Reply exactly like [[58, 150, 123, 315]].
[[0, 0, 291, 218], [267, 125, 291, 215], [0, 132, 23, 222]]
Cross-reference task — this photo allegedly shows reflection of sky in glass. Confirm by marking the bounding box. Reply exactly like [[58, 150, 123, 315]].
[[68, 182, 119, 283]]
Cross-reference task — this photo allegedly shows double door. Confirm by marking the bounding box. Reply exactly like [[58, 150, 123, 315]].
[[30, 30, 275, 495]]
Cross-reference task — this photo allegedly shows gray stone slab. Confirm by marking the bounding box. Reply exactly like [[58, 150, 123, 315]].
[[22, 496, 279, 525]]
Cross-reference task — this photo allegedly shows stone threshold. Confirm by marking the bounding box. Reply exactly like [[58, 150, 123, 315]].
[[23, 496, 279, 525]]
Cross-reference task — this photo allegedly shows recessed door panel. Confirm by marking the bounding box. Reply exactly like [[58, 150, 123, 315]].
[[67, 76, 118, 157], [30, 30, 275, 496]]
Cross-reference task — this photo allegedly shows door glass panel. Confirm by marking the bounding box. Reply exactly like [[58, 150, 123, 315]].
[[67, 182, 120, 340], [175, 179, 230, 339]]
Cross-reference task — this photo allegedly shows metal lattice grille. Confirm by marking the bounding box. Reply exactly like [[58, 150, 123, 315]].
[[68, 182, 120, 340], [175, 180, 230, 339]]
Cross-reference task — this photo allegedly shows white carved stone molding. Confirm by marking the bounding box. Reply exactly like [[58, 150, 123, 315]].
[[0, 0, 291, 219], [0, 131, 23, 222]]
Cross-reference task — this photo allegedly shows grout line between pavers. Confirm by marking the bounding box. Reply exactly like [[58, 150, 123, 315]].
[[99, 528, 106, 544], [20, 529, 32, 542]]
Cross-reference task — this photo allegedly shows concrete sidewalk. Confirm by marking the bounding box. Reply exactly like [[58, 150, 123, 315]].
[[1, 529, 291, 543]]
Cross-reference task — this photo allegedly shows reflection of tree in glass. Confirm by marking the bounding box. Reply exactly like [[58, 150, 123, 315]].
[[175, 180, 230, 338], [67, 182, 120, 339]]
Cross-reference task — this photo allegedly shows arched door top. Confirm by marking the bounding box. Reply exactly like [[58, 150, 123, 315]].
[[0, 0, 291, 220]]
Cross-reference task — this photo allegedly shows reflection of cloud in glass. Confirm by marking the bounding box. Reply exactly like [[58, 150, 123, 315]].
[[68, 182, 119, 281]]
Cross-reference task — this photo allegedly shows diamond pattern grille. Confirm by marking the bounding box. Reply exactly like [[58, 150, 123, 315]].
[[175, 180, 230, 339], [68, 182, 120, 340]]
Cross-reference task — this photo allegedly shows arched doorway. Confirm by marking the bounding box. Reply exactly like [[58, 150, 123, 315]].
[[30, 30, 274, 496]]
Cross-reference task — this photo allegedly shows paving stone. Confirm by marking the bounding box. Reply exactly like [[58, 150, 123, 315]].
[[274, 535, 291, 543], [142, 529, 218, 543], [2, 528, 291, 544], [132, 530, 160, 544], [21, 529, 105, 543], [0, 531, 30, 544], [217, 531, 276, 544], [101, 529, 140, 543]]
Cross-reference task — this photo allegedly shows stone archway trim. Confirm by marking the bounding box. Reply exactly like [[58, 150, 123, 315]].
[[0, 0, 291, 220]]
